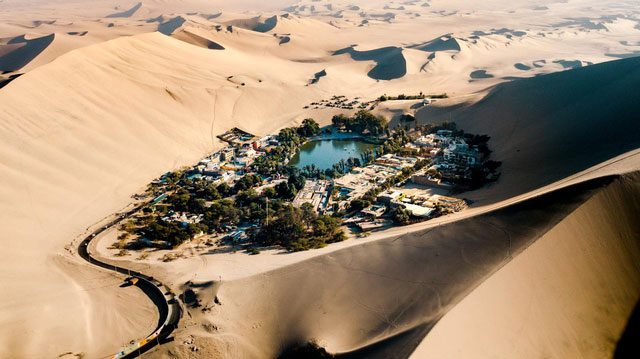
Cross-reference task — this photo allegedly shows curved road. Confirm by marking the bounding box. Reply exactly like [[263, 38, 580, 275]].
[[77, 202, 182, 358]]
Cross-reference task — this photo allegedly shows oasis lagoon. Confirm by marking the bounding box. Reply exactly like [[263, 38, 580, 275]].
[[289, 139, 377, 171]]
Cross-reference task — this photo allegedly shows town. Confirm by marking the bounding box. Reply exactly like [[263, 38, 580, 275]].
[[113, 110, 501, 256]]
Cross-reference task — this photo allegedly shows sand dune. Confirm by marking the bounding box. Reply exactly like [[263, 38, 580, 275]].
[[333, 45, 407, 80], [0, 31, 326, 358], [172, 28, 225, 50], [0, 33, 54, 72], [417, 55, 640, 204], [106, 2, 143, 18], [143, 42, 640, 359], [181, 173, 638, 358], [409, 34, 461, 53], [414, 172, 640, 358]]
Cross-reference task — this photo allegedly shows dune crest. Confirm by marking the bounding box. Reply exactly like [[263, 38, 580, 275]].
[[414, 172, 640, 358], [198, 174, 634, 358], [106, 2, 143, 18]]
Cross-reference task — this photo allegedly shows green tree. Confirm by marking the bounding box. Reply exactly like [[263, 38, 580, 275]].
[[298, 118, 320, 137], [331, 114, 350, 128], [390, 207, 411, 225]]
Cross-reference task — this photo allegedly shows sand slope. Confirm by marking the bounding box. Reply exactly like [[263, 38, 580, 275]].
[[413, 173, 640, 358], [0, 31, 323, 357], [417, 55, 640, 204], [192, 174, 637, 359]]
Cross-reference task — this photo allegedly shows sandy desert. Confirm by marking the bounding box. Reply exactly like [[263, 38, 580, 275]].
[[1, 0, 639, 358]]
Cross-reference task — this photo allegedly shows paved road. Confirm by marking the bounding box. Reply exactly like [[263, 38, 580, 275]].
[[77, 201, 182, 359]]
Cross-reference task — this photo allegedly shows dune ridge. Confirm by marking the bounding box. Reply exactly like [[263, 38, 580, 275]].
[[333, 45, 407, 80], [201, 174, 633, 358], [413, 172, 640, 358]]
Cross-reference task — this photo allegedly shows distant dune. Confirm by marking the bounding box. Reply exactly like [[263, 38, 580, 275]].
[[0, 33, 54, 72], [172, 29, 225, 50], [409, 34, 460, 52], [106, 2, 143, 18], [333, 45, 407, 80]]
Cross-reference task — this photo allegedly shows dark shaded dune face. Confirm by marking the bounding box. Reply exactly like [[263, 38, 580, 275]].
[[469, 69, 493, 79], [254, 15, 279, 33], [0, 33, 54, 73], [219, 176, 618, 358], [553, 59, 584, 69], [223, 15, 279, 33], [106, 2, 142, 18], [157, 16, 187, 35], [172, 30, 225, 50], [310, 69, 327, 84], [409, 35, 460, 52], [0, 73, 22, 89], [333, 46, 406, 80], [417, 56, 640, 203]]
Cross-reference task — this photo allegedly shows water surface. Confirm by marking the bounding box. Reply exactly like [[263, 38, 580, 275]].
[[289, 139, 376, 170]]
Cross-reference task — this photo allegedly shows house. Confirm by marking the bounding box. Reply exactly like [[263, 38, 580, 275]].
[[220, 147, 235, 162], [424, 195, 467, 212], [411, 174, 453, 189], [292, 180, 332, 213], [361, 204, 387, 218], [226, 230, 248, 243], [396, 202, 434, 218], [375, 154, 417, 169], [443, 142, 481, 166], [378, 190, 403, 204], [202, 162, 222, 176]]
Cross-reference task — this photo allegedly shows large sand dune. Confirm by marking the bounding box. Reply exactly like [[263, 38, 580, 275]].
[[0, 30, 327, 357], [417, 55, 640, 204], [414, 172, 640, 358], [171, 172, 639, 359]]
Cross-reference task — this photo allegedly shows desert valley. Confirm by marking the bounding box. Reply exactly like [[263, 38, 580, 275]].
[[0, 0, 639, 358]]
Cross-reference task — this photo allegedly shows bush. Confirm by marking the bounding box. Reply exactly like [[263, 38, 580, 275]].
[[390, 207, 411, 225]]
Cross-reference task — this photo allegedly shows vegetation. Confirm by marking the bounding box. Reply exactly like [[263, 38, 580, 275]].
[[331, 110, 388, 136], [137, 219, 207, 248], [297, 118, 321, 137], [255, 203, 345, 251], [377, 92, 448, 101], [117, 113, 501, 256], [253, 119, 321, 177], [390, 207, 411, 225]]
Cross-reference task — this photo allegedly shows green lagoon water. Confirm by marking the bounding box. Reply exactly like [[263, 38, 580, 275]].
[[289, 139, 376, 170]]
